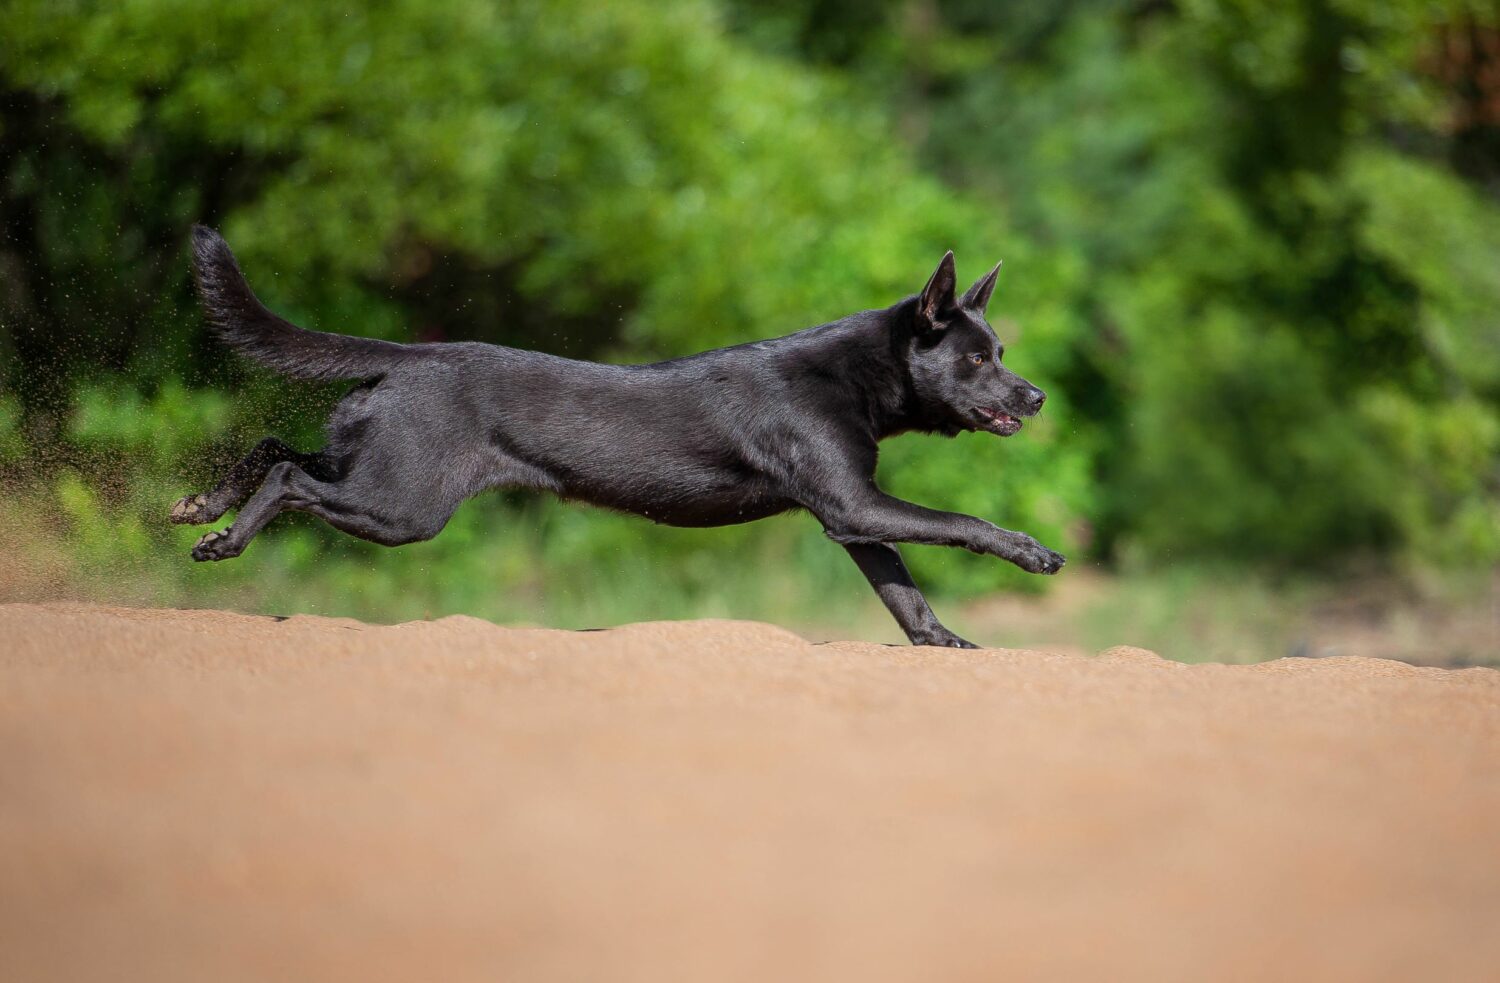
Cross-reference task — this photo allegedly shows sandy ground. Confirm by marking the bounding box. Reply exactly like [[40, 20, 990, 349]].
[[1, 603, 1498, 982]]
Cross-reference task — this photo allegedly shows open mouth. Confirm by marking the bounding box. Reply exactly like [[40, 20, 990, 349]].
[[975, 407, 1023, 436]]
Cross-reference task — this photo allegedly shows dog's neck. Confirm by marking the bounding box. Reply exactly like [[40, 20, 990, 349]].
[[793, 297, 936, 441], [873, 298, 939, 438]]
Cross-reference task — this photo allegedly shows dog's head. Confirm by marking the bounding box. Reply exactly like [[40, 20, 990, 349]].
[[904, 251, 1045, 438]]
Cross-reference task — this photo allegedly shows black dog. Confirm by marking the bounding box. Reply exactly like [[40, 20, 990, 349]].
[[174, 226, 1064, 647]]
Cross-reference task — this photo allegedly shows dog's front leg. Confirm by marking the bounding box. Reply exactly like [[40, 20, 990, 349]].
[[818, 491, 1066, 575], [842, 542, 977, 648]]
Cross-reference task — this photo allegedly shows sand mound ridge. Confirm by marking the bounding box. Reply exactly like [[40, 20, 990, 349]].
[[2, 603, 1497, 983]]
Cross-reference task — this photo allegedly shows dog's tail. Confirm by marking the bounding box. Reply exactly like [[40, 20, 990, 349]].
[[191, 225, 419, 382]]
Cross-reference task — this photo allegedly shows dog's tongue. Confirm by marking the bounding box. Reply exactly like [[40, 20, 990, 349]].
[[979, 407, 1022, 435]]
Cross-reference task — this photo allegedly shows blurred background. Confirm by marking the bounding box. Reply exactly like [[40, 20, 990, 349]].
[[0, 0, 1495, 664]]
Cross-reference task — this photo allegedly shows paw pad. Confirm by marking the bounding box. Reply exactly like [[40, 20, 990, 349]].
[[170, 494, 207, 524], [190, 527, 237, 562]]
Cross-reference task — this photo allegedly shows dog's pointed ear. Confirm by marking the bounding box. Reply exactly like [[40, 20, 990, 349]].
[[917, 251, 958, 331], [961, 261, 1001, 315]]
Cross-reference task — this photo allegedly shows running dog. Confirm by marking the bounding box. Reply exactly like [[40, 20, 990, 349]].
[[174, 227, 1064, 647]]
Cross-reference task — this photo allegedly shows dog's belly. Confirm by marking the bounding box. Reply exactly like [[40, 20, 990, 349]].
[[559, 474, 795, 529], [639, 495, 796, 528]]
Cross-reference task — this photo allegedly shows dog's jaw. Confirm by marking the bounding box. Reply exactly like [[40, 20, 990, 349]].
[[974, 407, 1023, 437]]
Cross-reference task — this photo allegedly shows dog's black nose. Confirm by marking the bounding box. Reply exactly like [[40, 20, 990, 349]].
[[1028, 388, 1046, 410]]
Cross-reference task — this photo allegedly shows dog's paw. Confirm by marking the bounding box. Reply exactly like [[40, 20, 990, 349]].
[[170, 493, 209, 525], [191, 528, 240, 562], [911, 628, 980, 649], [1015, 538, 1067, 576]]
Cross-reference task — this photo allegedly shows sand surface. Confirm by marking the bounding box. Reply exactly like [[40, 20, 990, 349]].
[[1, 603, 1497, 982]]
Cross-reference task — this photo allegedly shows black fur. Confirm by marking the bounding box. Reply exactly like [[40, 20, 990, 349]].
[[192, 231, 416, 382], [176, 226, 1064, 647]]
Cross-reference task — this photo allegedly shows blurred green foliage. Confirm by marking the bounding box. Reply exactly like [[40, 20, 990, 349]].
[[0, 0, 1496, 628]]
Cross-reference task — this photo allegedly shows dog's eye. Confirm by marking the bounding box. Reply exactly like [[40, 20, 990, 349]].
[[968, 353, 987, 366]]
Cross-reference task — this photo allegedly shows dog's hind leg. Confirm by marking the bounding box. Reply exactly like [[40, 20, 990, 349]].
[[189, 461, 455, 561], [171, 437, 321, 526], [842, 542, 977, 649]]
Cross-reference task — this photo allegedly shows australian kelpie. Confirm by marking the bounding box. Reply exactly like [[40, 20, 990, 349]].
[[174, 227, 1064, 647]]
